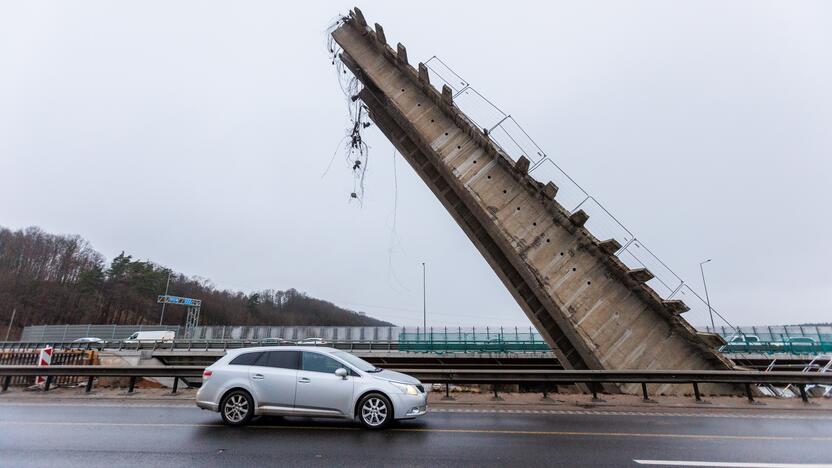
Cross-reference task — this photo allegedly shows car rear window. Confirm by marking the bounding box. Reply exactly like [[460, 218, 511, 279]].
[[229, 352, 263, 366], [263, 351, 300, 370]]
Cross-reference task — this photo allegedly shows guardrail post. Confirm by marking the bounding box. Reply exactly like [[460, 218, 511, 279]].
[[692, 382, 708, 404], [799, 384, 809, 404], [442, 383, 455, 401], [44, 375, 52, 392], [171, 377, 179, 394], [640, 383, 656, 403], [744, 383, 755, 404], [541, 386, 550, 401], [590, 382, 603, 402], [85, 376, 94, 393], [2, 376, 10, 392], [491, 384, 503, 401], [128, 376, 136, 394]]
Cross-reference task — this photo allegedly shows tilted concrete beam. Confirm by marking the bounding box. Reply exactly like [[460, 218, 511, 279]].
[[332, 9, 735, 394]]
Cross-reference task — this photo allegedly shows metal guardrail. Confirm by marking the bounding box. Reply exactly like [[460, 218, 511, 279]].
[[2, 366, 831, 404]]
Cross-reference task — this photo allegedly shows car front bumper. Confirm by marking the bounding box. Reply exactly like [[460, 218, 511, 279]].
[[391, 392, 428, 419]]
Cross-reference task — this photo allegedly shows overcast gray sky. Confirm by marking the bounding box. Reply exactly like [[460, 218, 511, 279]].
[[2, 1, 830, 328]]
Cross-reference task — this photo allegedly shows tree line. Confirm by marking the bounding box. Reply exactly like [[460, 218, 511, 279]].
[[0, 226, 393, 340]]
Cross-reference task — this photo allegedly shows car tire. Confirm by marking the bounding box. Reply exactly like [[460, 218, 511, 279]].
[[220, 390, 254, 426], [357, 393, 393, 429]]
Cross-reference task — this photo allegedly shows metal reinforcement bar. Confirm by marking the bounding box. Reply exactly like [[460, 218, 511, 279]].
[[1, 366, 829, 403]]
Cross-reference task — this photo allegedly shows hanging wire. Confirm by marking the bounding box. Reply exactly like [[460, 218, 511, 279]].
[[326, 17, 373, 204]]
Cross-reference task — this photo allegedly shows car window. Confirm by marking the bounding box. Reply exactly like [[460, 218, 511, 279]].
[[301, 352, 344, 374], [229, 352, 263, 366], [263, 351, 300, 370]]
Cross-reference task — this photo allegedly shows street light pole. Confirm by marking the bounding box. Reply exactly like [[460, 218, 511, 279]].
[[159, 271, 172, 325], [699, 259, 715, 331], [421, 262, 426, 332]]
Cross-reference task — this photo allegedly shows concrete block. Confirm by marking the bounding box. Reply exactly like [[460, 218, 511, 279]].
[[442, 85, 453, 105], [352, 8, 368, 28], [569, 210, 589, 227], [514, 156, 530, 174], [396, 43, 408, 64], [374, 23, 386, 44], [628, 268, 654, 283], [418, 63, 430, 84], [599, 239, 622, 255], [541, 182, 558, 199], [663, 300, 691, 315]]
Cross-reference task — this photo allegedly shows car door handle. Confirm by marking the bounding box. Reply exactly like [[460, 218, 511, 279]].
[[252, 374, 265, 380], [298, 377, 311, 384]]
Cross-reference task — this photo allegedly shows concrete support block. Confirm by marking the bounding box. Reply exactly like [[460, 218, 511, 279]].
[[514, 156, 530, 174], [663, 300, 691, 315], [442, 85, 453, 105], [374, 23, 386, 44], [418, 63, 430, 84], [396, 43, 408, 64], [599, 239, 622, 255], [541, 182, 558, 199], [569, 210, 589, 227], [628, 268, 654, 283], [352, 8, 368, 28]]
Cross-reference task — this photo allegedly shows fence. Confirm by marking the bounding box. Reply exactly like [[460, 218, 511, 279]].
[[0, 349, 96, 386], [19, 325, 832, 355], [21, 324, 408, 342], [703, 325, 832, 355], [398, 330, 550, 353]]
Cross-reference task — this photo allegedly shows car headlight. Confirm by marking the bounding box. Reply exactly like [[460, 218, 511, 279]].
[[390, 381, 419, 395]]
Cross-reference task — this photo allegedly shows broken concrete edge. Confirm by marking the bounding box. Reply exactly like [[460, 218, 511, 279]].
[[337, 9, 735, 371]]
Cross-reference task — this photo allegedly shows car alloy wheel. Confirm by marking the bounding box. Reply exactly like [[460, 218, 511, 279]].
[[221, 391, 253, 426], [360, 394, 391, 428]]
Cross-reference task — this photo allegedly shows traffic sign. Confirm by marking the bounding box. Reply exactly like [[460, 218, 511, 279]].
[[157, 295, 202, 307]]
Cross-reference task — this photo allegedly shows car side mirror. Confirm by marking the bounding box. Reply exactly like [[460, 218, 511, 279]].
[[335, 368, 348, 379]]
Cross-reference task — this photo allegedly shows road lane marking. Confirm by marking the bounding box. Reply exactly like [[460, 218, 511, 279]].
[[3, 421, 832, 442], [634, 460, 832, 467]]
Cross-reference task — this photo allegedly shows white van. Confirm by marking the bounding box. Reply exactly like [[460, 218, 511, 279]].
[[124, 330, 176, 343]]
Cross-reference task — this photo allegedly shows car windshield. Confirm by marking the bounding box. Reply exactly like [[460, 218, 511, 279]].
[[332, 351, 379, 372]]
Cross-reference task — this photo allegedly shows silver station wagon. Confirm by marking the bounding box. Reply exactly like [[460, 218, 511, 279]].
[[196, 346, 427, 429]]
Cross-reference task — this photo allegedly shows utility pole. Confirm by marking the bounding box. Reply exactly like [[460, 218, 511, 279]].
[[159, 271, 172, 325], [422, 262, 427, 331], [4, 308, 15, 341], [699, 259, 716, 331]]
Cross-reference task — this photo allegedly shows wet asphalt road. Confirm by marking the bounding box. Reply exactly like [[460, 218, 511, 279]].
[[1, 402, 831, 467]]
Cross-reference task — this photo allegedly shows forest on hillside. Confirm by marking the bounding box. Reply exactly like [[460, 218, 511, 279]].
[[0, 226, 393, 340]]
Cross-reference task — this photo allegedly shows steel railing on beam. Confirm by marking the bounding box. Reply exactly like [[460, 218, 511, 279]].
[[2, 366, 831, 404]]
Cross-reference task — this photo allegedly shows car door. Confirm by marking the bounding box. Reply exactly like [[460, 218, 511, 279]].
[[248, 350, 300, 411], [294, 351, 355, 417]]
